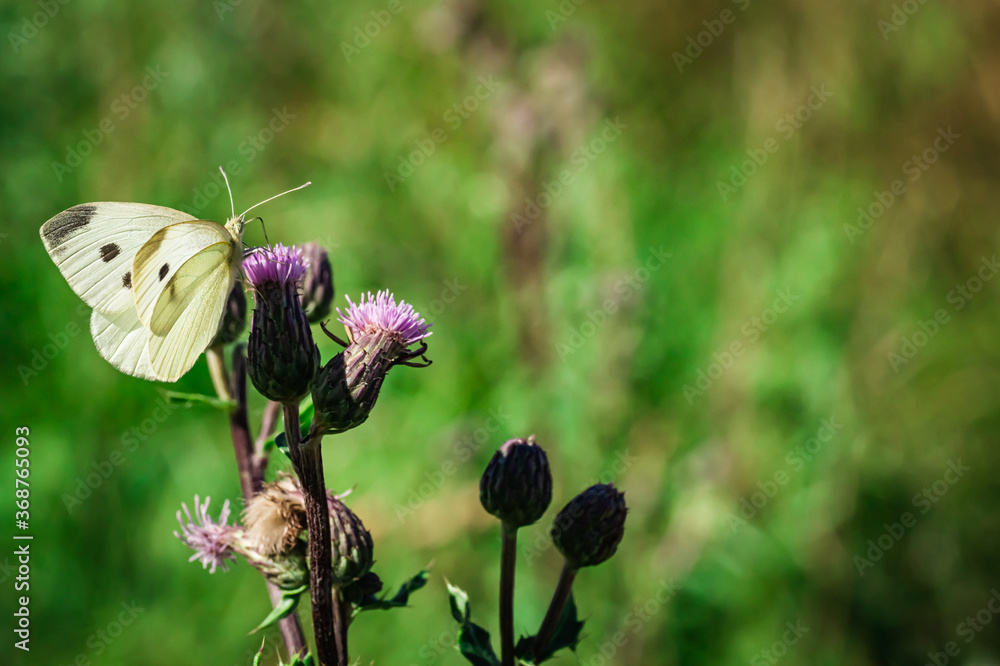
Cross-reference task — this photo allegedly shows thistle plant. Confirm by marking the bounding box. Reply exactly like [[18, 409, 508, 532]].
[[116, 233, 627, 666], [448, 438, 628, 666], [178, 240, 431, 666]]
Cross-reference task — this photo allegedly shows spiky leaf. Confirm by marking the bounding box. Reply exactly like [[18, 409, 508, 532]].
[[355, 569, 429, 613], [447, 582, 500, 666]]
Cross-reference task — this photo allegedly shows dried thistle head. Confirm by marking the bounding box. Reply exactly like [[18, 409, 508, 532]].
[[244, 475, 307, 557]]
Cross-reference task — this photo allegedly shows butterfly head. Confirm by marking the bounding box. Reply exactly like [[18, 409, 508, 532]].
[[217, 166, 310, 250]]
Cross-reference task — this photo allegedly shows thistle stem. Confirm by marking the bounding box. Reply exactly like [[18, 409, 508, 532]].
[[532, 561, 578, 661], [284, 403, 343, 665], [331, 585, 350, 664], [500, 522, 518, 666], [211, 345, 306, 659]]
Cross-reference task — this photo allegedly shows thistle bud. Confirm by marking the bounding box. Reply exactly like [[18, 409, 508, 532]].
[[210, 283, 248, 347], [241, 539, 309, 592], [311, 351, 383, 434], [551, 483, 627, 569], [244, 244, 320, 404], [298, 242, 335, 323], [480, 435, 552, 527], [329, 496, 374, 587], [311, 291, 431, 434]]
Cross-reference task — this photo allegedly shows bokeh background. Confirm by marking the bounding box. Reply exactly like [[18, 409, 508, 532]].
[[3, 0, 1000, 664]]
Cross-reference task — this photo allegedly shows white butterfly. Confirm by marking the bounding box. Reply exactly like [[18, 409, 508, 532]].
[[40, 171, 309, 382]]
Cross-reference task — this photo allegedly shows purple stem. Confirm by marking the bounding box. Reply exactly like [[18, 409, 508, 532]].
[[283, 403, 345, 665]]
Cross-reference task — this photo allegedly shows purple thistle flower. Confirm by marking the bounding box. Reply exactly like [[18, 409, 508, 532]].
[[337, 290, 432, 348], [311, 291, 431, 435], [174, 496, 238, 574], [243, 243, 307, 291]]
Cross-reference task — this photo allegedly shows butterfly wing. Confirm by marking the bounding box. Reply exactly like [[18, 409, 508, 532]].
[[132, 221, 242, 381], [89, 308, 161, 381], [40, 203, 196, 314]]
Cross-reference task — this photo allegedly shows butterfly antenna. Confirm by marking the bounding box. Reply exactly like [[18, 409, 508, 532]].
[[219, 166, 236, 220], [239, 181, 312, 220], [259, 217, 273, 246]]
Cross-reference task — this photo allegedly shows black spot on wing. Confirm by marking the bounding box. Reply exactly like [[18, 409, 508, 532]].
[[122, 271, 132, 289], [100, 243, 121, 262], [42, 204, 97, 248], [158, 263, 169, 281]]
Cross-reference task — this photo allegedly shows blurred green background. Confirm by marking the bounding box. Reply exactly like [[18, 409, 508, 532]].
[[3, 0, 1000, 664]]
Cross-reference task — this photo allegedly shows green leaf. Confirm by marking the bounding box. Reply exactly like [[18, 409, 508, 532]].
[[458, 621, 501, 666], [355, 569, 430, 612], [249, 586, 307, 634], [447, 582, 500, 666], [267, 402, 314, 457], [159, 390, 234, 410], [514, 594, 585, 664], [447, 581, 471, 624]]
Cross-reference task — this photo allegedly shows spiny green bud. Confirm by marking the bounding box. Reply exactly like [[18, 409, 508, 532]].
[[241, 539, 309, 591], [480, 435, 552, 527], [329, 496, 374, 587], [210, 283, 247, 347], [551, 483, 627, 569], [299, 243, 334, 324], [310, 350, 383, 435]]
